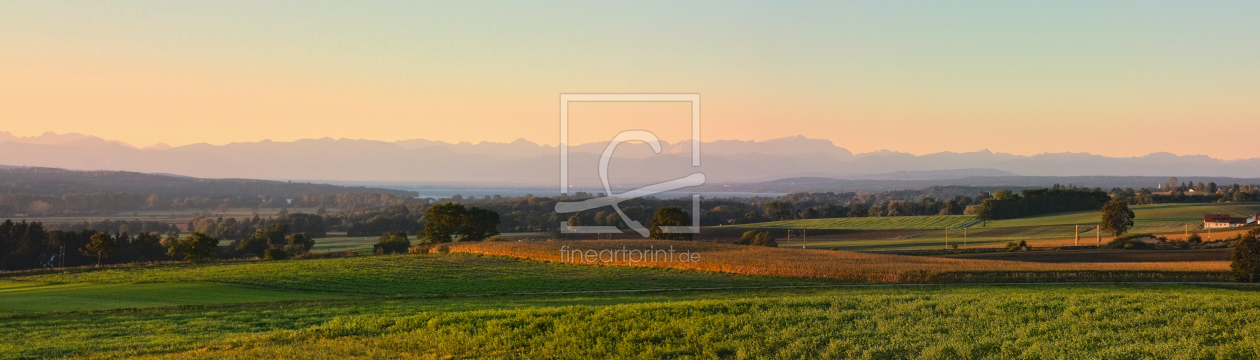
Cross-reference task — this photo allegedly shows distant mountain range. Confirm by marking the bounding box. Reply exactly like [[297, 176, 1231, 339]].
[[697, 176, 1260, 194], [0, 166, 417, 199], [3, 132, 1260, 191]]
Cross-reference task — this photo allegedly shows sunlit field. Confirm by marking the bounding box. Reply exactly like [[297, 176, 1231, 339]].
[[452, 240, 1229, 283]]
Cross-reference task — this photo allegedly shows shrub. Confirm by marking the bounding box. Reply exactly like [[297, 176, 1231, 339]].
[[1103, 233, 1155, 249], [1115, 233, 1155, 242], [169, 232, 220, 263], [649, 206, 693, 240], [374, 232, 411, 255], [437, 244, 451, 254], [1005, 240, 1027, 252], [285, 232, 316, 253], [263, 248, 287, 260], [1188, 233, 1203, 244], [408, 246, 431, 254], [737, 230, 778, 247]]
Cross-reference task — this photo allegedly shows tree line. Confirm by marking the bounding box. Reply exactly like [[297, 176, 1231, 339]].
[[0, 220, 171, 270], [1110, 180, 1259, 205], [186, 213, 326, 240], [0, 220, 315, 271], [973, 186, 1111, 224]]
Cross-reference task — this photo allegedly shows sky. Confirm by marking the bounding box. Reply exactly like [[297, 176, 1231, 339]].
[[2, 1, 1259, 159]]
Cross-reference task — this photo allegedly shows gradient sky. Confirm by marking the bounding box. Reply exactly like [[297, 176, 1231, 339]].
[[2, 1, 1259, 159]]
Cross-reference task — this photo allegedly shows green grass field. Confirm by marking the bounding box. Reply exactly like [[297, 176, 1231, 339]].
[[742, 215, 977, 230], [308, 236, 378, 253], [0, 253, 845, 313], [2, 250, 1259, 359], [0, 282, 343, 313], [6, 282, 1260, 359], [755, 203, 1260, 251]]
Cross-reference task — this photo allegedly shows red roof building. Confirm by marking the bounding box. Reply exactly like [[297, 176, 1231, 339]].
[[1204, 213, 1255, 228]]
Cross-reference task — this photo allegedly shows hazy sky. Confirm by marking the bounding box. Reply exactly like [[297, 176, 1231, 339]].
[[3, 1, 1258, 158]]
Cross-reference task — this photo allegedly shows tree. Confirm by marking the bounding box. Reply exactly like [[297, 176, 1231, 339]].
[[160, 232, 182, 260], [993, 189, 1016, 200], [649, 206, 692, 240], [1230, 229, 1260, 282], [284, 232, 315, 254], [737, 230, 778, 247], [762, 201, 792, 221], [374, 232, 411, 254], [131, 232, 166, 260], [422, 202, 466, 243], [80, 232, 118, 266], [172, 232, 219, 263], [235, 223, 289, 258], [461, 206, 500, 241], [235, 237, 269, 257], [974, 204, 993, 226], [943, 200, 961, 215], [1099, 199, 1136, 237], [145, 193, 165, 210], [255, 223, 291, 247]]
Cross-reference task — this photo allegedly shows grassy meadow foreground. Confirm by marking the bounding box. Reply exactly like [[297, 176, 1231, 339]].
[[10, 284, 1260, 360], [3, 240, 1257, 359]]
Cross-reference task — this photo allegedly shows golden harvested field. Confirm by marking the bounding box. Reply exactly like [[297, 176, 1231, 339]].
[[450, 240, 1230, 283]]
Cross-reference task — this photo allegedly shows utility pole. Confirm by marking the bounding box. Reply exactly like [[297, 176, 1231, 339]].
[[945, 227, 949, 248], [1185, 223, 1189, 238], [1096, 225, 1101, 247], [964, 227, 967, 246], [802, 230, 806, 249], [59, 246, 64, 268], [1075, 225, 1080, 246]]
